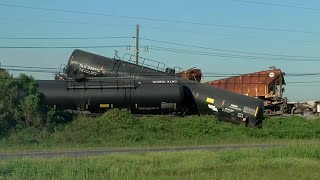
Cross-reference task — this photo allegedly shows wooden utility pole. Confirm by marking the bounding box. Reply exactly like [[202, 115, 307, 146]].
[[136, 24, 139, 65]]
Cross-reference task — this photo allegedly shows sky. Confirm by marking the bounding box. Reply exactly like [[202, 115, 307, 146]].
[[0, 0, 319, 101]]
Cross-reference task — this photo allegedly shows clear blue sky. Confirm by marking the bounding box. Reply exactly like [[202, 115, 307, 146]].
[[0, 0, 319, 101]]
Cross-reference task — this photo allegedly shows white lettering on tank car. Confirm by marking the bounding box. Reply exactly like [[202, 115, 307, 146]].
[[152, 80, 178, 84], [78, 63, 105, 75], [222, 108, 234, 114], [229, 104, 241, 111], [166, 80, 177, 83], [208, 104, 219, 112], [243, 106, 256, 115], [152, 80, 166, 84]]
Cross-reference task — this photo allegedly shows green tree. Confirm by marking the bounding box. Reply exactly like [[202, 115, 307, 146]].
[[0, 71, 16, 136], [0, 71, 74, 137], [0, 72, 47, 136]]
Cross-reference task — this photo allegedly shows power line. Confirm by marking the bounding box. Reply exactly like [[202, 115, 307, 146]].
[[0, 16, 125, 27], [0, 36, 135, 40], [2, 68, 58, 73], [3, 67, 320, 85], [0, 17, 313, 45], [148, 46, 320, 62], [1, 65, 60, 70], [203, 72, 320, 76], [2, 35, 317, 60], [2, 65, 320, 85], [232, 0, 320, 11], [0, 17, 90, 25], [0, 45, 130, 49], [285, 73, 320, 77], [140, 25, 263, 40], [3, 64, 320, 78], [141, 38, 320, 59], [287, 80, 320, 84], [0, 3, 313, 34], [286, 84, 320, 87]]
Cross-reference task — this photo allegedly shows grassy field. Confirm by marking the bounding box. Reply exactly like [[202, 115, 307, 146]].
[[1, 144, 320, 179], [1, 109, 320, 152], [1, 110, 319, 179]]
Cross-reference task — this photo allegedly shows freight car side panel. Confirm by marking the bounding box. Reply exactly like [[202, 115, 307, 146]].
[[208, 69, 284, 98]]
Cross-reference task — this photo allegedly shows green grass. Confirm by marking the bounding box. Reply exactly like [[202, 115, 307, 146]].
[[1, 144, 320, 179], [1, 109, 320, 152]]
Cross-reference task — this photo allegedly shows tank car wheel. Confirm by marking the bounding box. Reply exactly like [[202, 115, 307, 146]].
[[264, 109, 272, 115], [176, 108, 189, 117]]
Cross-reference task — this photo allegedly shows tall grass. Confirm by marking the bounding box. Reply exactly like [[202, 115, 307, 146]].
[[1, 109, 320, 150], [1, 144, 320, 179]]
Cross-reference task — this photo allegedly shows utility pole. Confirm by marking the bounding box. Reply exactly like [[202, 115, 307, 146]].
[[136, 24, 139, 65]]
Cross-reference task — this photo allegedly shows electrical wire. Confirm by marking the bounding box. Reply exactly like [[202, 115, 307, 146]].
[[1, 65, 60, 70], [3, 65, 320, 77], [0, 45, 130, 49], [141, 38, 320, 59], [203, 72, 320, 77], [3, 65, 320, 86], [286, 80, 320, 84], [0, 3, 313, 34], [2, 68, 58, 73], [2, 69, 320, 86], [232, 0, 320, 11], [0, 16, 135, 28], [4, 33, 316, 59], [0, 36, 135, 40], [148, 46, 320, 62]]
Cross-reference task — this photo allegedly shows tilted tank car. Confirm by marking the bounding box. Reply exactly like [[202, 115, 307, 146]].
[[38, 76, 264, 127], [60, 49, 176, 80]]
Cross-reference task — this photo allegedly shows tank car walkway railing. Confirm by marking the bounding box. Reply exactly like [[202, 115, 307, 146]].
[[66, 77, 140, 90], [122, 53, 166, 72]]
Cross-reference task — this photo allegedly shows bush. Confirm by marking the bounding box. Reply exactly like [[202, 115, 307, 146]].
[[2, 108, 320, 149], [5, 126, 51, 145], [51, 110, 247, 146], [0, 73, 74, 137]]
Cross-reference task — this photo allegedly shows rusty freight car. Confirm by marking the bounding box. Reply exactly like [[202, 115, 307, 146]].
[[207, 69, 286, 115]]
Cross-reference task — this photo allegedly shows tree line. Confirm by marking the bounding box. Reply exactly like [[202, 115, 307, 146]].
[[0, 71, 72, 137]]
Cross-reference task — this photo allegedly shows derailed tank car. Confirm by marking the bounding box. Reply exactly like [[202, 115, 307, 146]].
[[62, 49, 176, 79], [38, 76, 264, 127]]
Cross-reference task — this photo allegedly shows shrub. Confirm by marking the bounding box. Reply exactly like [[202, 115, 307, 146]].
[[0, 73, 74, 137]]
